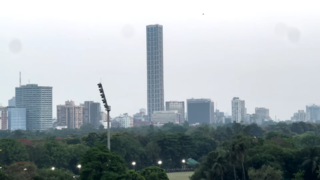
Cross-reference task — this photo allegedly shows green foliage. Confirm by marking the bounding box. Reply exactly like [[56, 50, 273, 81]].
[[111, 132, 146, 169], [0, 138, 29, 165], [5, 162, 37, 180], [120, 170, 145, 180], [80, 144, 127, 180], [157, 133, 195, 168], [248, 165, 283, 180], [33, 168, 75, 180], [43, 140, 70, 169], [291, 170, 305, 180], [139, 166, 169, 180]]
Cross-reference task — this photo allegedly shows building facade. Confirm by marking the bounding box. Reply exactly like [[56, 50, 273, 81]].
[[0, 106, 8, 130], [151, 111, 180, 124], [8, 97, 16, 107], [306, 104, 320, 122], [255, 107, 270, 121], [16, 84, 53, 130], [214, 110, 225, 124], [147, 24, 164, 119], [57, 101, 83, 129], [232, 97, 246, 123], [112, 113, 133, 128], [291, 110, 307, 122], [82, 101, 101, 128], [8, 108, 26, 130], [187, 99, 214, 124], [166, 101, 185, 124]]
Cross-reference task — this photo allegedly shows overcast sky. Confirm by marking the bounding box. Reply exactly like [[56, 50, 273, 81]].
[[1, 0, 320, 120]]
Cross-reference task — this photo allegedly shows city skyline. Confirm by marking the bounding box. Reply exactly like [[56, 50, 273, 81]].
[[1, 1, 320, 120]]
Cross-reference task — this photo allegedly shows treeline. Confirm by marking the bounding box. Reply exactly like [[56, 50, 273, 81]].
[[0, 121, 320, 179]]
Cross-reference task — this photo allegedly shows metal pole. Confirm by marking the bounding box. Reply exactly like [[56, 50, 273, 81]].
[[107, 109, 110, 150]]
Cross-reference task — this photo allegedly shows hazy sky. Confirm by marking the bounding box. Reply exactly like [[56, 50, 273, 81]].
[[1, 0, 320, 120]]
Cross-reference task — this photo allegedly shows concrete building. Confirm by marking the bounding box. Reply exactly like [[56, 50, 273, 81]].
[[306, 104, 320, 122], [232, 97, 246, 123], [214, 110, 225, 124], [151, 111, 180, 124], [187, 98, 214, 124], [166, 101, 185, 124], [0, 106, 8, 130], [8, 108, 26, 130], [82, 101, 101, 128], [8, 97, 16, 107], [15, 84, 52, 130], [133, 109, 148, 122], [57, 101, 84, 129], [255, 107, 270, 121], [112, 113, 133, 128], [225, 116, 232, 124], [291, 110, 307, 122], [147, 24, 164, 119]]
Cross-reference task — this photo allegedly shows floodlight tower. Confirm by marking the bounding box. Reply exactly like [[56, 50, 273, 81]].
[[98, 83, 111, 150]]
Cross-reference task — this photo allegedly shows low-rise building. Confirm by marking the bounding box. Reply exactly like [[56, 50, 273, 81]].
[[291, 110, 307, 122], [112, 113, 133, 128], [151, 111, 180, 124]]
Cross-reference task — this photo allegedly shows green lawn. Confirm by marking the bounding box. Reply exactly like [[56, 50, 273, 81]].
[[167, 172, 193, 180]]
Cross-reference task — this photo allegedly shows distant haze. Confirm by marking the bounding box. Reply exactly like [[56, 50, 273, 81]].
[[1, 0, 320, 120]]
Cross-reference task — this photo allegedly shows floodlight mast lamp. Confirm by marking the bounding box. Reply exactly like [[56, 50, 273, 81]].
[[98, 83, 111, 150]]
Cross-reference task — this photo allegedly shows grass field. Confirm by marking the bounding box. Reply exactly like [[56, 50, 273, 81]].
[[167, 172, 193, 180]]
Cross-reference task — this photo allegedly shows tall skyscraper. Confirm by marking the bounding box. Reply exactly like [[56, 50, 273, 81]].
[[8, 108, 26, 130], [166, 101, 185, 123], [8, 97, 16, 107], [146, 24, 164, 119], [82, 101, 101, 128], [187, 99, 214, 124], [16, 84, 53, 130], [232, 97, 246, 123], [57, 101, 83, 129]]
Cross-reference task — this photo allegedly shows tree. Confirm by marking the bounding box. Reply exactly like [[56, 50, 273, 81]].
[[231, 138, 247, 180], [302, 147, 319, 173], [43, 140, 70, 169], [33, 168, 75, 180], [317, 165, 320, 179], [0, 163, 7, 180], [121, 170, 145, 180], [212, 153, 227, 180], [66, 144, 89, 173], [81, 132, 100, 147], [139, 166, 169, 180], [145, 142, 161, 166], [5, 162, 37, 180], [226, 150, 238, 180], [0, 138, 29, 165], [80, 144, 127, 180], [248, 165, 283, 180], [291, 170, 305, 180]]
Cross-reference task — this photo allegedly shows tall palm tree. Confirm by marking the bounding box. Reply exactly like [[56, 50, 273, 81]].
[[232, 141, 247, 180], [302, 147, 319, 173], [212, 154, 227, 180], [226, 150, 238, 180]]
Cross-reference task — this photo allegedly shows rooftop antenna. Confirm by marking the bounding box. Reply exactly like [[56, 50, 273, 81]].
[[19, 72, 21, 87]]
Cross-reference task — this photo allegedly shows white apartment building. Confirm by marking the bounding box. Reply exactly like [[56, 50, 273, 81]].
[[112, 113, 133, 128], [151, 111, 180, 124], [232, 97, 246, 123]]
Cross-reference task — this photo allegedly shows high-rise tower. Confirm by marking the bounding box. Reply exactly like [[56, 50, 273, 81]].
[[15, 84, 52, 130], [146, 24, 164, 119]]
